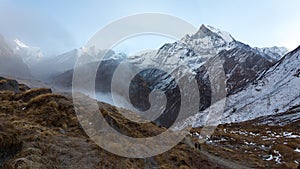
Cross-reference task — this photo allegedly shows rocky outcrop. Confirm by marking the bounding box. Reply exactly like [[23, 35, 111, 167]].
[[0, 77, 19, 93]]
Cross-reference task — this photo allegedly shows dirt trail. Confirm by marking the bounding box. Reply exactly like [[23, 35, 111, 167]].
[[199, 150, 254, 169], [184, 137, 254, 169]]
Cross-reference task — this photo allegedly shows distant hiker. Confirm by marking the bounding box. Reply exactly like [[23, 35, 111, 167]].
[[194, 142, 201, 150]]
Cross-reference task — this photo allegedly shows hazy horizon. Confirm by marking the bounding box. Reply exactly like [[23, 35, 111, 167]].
[[0, 0, 299, 56]]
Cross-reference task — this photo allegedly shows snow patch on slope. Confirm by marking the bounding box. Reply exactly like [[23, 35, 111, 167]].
[[14, 39, 29, 48], [254, 46, 289, 61], [13, 39, 43, 64], [221, 47, 300, 124], [175, 47, 300, 129], [206, 25, 234, 43]]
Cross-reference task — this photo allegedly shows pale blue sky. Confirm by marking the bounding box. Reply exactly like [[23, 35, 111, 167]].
[[0, 0, 299, 55]]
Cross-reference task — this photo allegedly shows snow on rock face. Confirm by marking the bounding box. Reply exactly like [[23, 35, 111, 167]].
[[126, 24, 248, 79], [0, 35, 32, 78], [127, 24, 285, 74], [254, 46, 289, 61], [206, 25, 234, 43], [14, 39, 29, 48], [185, 24, 236, 52], [210, 48, 273, 94], [254, 109, 300, 126], [127, 49, 158, 67], [176, 46, 299, 129], [125, 25, 287, 128], [13, 39, 43, 64], [33, 47, 126, 80], [221, 46, 300, 124]]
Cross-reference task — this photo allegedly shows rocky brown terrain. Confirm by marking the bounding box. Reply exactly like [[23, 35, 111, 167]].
[[190, 110, 300, 168], [0, 77, 229, 169]]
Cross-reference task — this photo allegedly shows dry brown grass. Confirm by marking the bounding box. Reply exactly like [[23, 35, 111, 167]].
[[0, 120, 22, 167], [0, 77, 224, 169], [15, 88, 52, 102], [191, 119, 300, 168]]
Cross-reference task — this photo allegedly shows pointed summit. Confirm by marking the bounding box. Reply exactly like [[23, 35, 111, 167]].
[[14, 39, 29, 48], [191, 24, 235, 43], [191, 24, 214, 39], [206, 25, 234, 42], [199, 24, 211, 32], [12, 39, 43, 64]]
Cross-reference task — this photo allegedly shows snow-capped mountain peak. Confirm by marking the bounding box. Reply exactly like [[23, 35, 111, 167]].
[[14, 39, 29, 49], [206, 25, 234, 43], [127, 24, 288, 75], [0, 35, 32, 78], [188, 24, 235, 44], [12, 39, 43, 64], [127, 24, 243, 71]]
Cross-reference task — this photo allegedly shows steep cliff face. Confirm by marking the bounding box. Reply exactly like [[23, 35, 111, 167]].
[[210, 47, 274, 94]]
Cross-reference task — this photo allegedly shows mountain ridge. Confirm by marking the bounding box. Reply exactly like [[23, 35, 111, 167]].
[[183, 46, 300, 128]]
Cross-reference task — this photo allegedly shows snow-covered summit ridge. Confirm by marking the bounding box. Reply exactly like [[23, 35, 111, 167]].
[[13, 39, 43, 63], [179, 24, 234, 44], [181, 24, 238, 52], [127, 24, 287, 72], [14, 39, 29, 48], [206, 25, 234, 43]]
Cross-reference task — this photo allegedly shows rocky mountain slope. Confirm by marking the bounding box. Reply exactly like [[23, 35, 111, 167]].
[[51, 25, 288, 128], [180, 46, 300, 129], [1, 76, 299, 168], [209, 47, 274, 94], [52, 59, 124, 93], [127, 25, 285, 70], [221, 46, 300, 124], [29, 47, 126, 81], [254, 46, 288, 61], [123, 25, 282, 127], [0, 77, 230, 169], [190, 110, 300, 168]]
